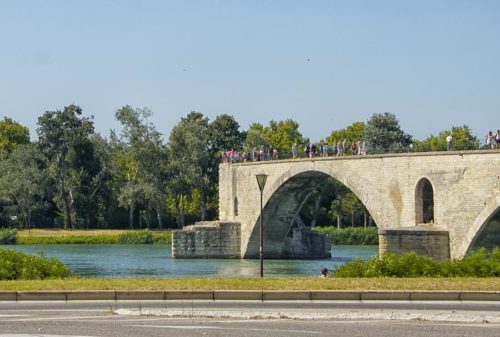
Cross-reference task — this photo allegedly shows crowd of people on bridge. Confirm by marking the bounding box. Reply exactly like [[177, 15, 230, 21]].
[[220, 140, 368, 163], [221, 129, 500, 163], [295, 140, 367, 159]]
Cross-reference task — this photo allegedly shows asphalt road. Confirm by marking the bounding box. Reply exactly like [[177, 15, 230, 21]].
[[1, 300, 499, 337]]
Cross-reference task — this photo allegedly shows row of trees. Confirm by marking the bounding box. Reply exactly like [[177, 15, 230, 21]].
[[0, 107, 481, 230]]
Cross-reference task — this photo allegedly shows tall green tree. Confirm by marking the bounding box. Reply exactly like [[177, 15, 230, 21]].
[[363, 112, 412, 153], [0, 144, 47, 229], [414, 125, 480, 152], [37, 104, 95, 229], [209, 114, 245, 152], [168, 111, 211, 225], [112, 106, 167, 229], [0, 117, 30, 155], [70, 133, 113, 228]]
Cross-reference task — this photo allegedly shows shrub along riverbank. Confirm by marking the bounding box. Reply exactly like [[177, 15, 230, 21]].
[[0, 249, 71, 280], [0, 228, 172, 245], [334, 248, 500, 277], [314, 226, 378, 245]]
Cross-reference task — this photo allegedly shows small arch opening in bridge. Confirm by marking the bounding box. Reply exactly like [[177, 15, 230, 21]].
[[415, 178, 434, 224]]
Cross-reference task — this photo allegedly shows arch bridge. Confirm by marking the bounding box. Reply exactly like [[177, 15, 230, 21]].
[[217, 150, 500, 260]]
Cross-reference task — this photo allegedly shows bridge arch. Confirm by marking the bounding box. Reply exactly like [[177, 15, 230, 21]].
[[243, 167, 381, 258], [415, 177, 434, 225], [463, 193, 500, 257]]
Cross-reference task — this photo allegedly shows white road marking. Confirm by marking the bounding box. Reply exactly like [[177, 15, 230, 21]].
[[126, 324, 321, 334]]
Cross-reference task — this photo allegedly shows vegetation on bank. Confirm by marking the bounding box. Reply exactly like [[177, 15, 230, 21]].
[[0, 249, 71, 280], [314, 226, 378, 245], [1, 229, 172, 245], [1, 277, 500, 291], [334, 248, 500, 278]]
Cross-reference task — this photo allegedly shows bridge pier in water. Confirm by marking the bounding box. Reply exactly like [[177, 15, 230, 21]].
[[172, 221, 331, 259], [379, 225, 451, 260]]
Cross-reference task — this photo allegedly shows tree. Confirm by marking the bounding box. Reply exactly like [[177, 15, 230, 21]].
[[168, 111, 212, 226], [262, 119, 304, 153], [326, 121, 365, 146], [37, 105, 95, 229], [70, 133, 113, 228], [112, 106, 167, 229], [415, 125, 480, 152], [0, 117, 30, 155], [363, 112, 412, 153], [244, 123, 269, 150], [0, 144, 47, 229], [209, 114, 245, 152]]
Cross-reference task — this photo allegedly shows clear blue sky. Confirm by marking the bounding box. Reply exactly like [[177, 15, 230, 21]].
[[1, 0, 498, 143]]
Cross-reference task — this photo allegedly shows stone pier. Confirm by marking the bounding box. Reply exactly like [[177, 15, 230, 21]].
[[378, 225, 451, 260], [172, 221, 240, 259]]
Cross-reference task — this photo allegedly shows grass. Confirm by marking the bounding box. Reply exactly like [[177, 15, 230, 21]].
[[1, 277, 500, 291], [15, 229, 172, 245], [17, 229, 133, 237]]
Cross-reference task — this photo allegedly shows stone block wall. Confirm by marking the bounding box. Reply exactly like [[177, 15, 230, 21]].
[[172, 221, 241, 259], [379, 225, 450, 260], [282, 229, 331, 258]]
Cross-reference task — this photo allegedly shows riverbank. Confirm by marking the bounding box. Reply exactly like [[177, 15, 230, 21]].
[[9, 228, 375, 245], [13, 229, 172, 244], [1, 277, 500, 291]]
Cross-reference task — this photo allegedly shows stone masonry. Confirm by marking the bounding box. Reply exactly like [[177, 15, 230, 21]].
[[172, 221, 240, 258], [219, 150, 500, 259]]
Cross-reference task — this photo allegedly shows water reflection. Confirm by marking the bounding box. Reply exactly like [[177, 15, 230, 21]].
[[0, 244, 377, 278]]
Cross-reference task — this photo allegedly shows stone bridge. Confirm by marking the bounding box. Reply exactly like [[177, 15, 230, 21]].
[[216, 150, 500, 260]]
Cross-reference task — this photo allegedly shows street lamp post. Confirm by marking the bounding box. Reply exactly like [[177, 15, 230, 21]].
[[255, 174, 268, 278]]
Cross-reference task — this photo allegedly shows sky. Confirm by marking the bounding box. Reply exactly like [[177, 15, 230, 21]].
[[0, 0, 499, 143]]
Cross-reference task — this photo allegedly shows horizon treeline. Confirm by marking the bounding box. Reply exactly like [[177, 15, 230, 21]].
[[0, 105, 482, 230]]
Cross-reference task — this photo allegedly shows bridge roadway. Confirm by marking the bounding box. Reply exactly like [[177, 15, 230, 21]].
[[218, 150, 500, 259]]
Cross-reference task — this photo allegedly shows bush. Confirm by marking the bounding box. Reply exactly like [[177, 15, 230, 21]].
[[333, 248, 500, 278], [152, 231, 172, 244], [117, 229, 154, 244], [314, 226, 378, 245], [0, 249, 71, 280], [117, 229, 172, 244], [0, 228, 17, 244]]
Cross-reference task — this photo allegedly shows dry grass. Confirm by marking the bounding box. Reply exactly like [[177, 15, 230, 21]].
[[1, 277, 500, 291], [17, 229, 131, 238]]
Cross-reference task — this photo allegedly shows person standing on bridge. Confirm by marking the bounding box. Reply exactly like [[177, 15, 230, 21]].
[[486, 131, 495, 149], [446, 134, 453, 151], [292, 143, 298, 159], [337, 140, 343, 156]]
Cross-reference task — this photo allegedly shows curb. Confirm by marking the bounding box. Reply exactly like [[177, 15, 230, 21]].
[[1, 290, 500, 302]]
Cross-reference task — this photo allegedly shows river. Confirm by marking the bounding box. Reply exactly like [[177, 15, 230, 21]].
[[0, 244, 378, 278]]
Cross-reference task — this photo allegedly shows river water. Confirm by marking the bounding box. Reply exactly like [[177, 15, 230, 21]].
[[1, 244, 378, 278]]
